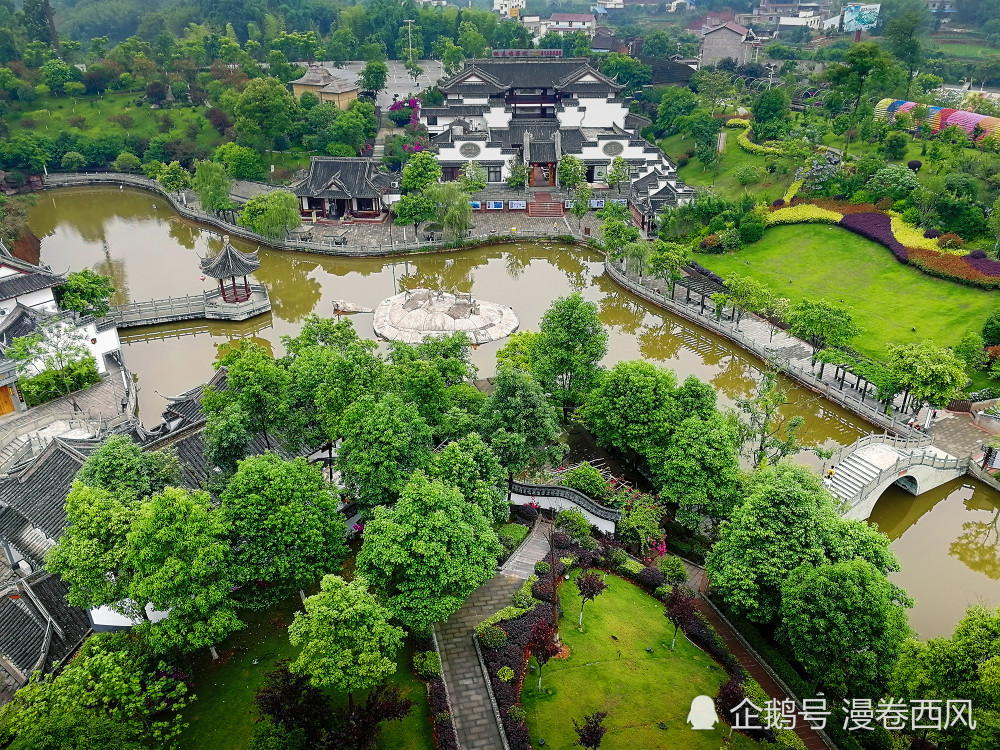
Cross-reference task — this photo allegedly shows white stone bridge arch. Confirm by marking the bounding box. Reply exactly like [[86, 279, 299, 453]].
[[829, 434, 970, 521]]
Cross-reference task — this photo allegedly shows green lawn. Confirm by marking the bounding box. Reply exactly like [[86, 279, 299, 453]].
[[695, 224, 998, 362], [521, 572, 763, 750], [661, 132, 796, 202], [7, 91, 223, 151], [180, 593, 432, 750], [933, 41, 1000, 58]]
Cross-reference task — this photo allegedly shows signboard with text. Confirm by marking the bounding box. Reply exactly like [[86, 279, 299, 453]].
[[842, 3, 880, 32], [493, 49, 563, 58]]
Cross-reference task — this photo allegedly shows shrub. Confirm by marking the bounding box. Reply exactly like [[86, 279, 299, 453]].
[[508, 705, 527, 724], [497, 666, 514, 682], [889, 215, 940, 251], [984, 311, 1000, 347], [771, 199, 785, 207], [511, 590, 533, 609], [653, 584, 672, 601], [699, 234, 721, 251], [718, 227, 742, 251], [737, 127, 783, 155], [556, 508, 592, 540], [875, 196, 894, 210], [938, 232, 964, 249], [60, 151, 87, 170], [478, 625, 508, 649], [783, 179, 804, 202], [498, 523, 529, 550], [738, 213, 766, 243], [532, 581, 554, 601], [498, 533, 517, 552], [534, 561, 550, 575], [733, 164, 765, 185], [112, 151, 141, 172], [413, 651, 442, 680], [561, 462, 609, 501], [657, 555, 689, 585], [604, 547, 627, 568], [20, 357, 101, 408], [637, 566, 665, 589], [924, 228, 941, 238], [518, 504, 539, 522], [619, 558, 644, 578], [579, 536, 599, 551], [765, 204, 842, 226], [725, 118, 751, 128], [866, 165, 919, 201], [676, 155, 690, 167], [839, 212, 908, 262], [902, 207, 921, 225], [551, 531, 571, 549], [907, 159, 922, 172]]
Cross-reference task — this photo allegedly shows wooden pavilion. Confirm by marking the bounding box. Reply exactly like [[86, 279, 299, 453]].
[[199, 237, 260, 303]]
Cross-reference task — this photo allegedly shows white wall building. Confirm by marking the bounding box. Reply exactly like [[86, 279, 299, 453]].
[[493, 0, 526, 18], [419, 58, 693, 210]]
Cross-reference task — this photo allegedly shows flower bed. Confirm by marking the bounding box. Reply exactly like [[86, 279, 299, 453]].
[[907, 248, 1000, 289], [764, 203, 842, 226], [736, 127, 784, 155], [839, 212, 909, 261], [888, 214, 947, 252], [724, 118, 751, 128]]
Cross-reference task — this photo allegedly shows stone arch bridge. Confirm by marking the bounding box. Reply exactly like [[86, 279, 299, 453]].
[[830, 434, 970, 520]]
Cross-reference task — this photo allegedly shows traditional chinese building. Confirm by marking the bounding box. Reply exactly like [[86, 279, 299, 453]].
[[291, 157, 401, 221], [420, 58, 693, 203], [290, 65, 360, 110]]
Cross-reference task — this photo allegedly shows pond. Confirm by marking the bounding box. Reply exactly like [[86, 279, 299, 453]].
[[30, 186, 1000, 637]]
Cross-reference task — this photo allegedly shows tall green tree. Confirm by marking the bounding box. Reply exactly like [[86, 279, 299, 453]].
[[54, 269, 115, 318], [751, 88, 791, 141], [533, 293, 608, 418], [393, 193, 436, 237], [655, 412, 742, 530], [886, 340, 968, 412], [787, 298, 862, 360], [706, 463, 898, 624], [336, 393, 433, 513], [288, 575, 404, 701], [76, 434, 180, 500], [192, 160, 234, 213], [425, 181, 472, 240], [824, 41, 890, 113], [233, 76, 298, 148], [725, 274, 772, 328], [219, 454, 348, 609], [431, 432, 508, 524], [126, 486, 243, 653], [735, 369, 807, 468], [356, 472, 502, 632], [557, 154, 586, 190], [358, 60, 389, 93], [237, 190, 301, 239], [647, 240, 690, 294], [157, 161, 191, 193], [479, 365, 563, 493], [606, 157, 630, 195], [885, 7, 928, 97], [206, 341, 290, 449], [782, 558, 911, 698]]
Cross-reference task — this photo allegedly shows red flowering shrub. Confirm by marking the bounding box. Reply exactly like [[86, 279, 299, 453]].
[[986, 345, 1000, 361], [700, 234, 720, 249], [938, 232, 964, 249]]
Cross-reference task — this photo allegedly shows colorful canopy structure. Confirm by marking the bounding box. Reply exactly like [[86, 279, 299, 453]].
[[875, 98, 1000, 142]]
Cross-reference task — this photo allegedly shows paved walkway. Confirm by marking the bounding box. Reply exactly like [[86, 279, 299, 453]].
[[437, 520, 551, 750], [681, 560, 826, 749]]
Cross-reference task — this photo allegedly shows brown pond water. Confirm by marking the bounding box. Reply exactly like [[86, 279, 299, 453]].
[[29, 186, 1000, 637]]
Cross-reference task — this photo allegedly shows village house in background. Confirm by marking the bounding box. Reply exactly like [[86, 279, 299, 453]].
[[699, 21, 768, 67], [290, 65, 360, 109]]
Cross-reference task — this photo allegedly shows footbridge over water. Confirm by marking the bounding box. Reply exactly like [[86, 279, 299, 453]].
[[830, 434, 970, 520]]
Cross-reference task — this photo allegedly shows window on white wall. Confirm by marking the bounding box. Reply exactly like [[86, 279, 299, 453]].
[[487, 166, 502, 182]]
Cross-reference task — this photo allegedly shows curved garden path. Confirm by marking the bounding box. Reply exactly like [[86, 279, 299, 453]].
[[435, 520, 551, 749]]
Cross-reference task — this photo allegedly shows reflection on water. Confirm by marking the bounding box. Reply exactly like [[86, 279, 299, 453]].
[[33, 186, 1000, 636], [869, 479, 1000, 637]]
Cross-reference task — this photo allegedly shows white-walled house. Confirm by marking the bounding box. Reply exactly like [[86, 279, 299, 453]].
[[420, 58, 694, 206], [0, 242, 123, 415]]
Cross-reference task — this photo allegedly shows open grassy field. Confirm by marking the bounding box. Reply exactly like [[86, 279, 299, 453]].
[[695, 224, 998, 362], [521, 571, 762, 750], [660, 131, 796, 202], [180, 593, 432, 750], [7, 91, 223, 149]]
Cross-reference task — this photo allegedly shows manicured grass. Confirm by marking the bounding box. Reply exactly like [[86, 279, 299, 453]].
[[521, 572, 763, 750], [499, 522, 529, 546], [7, 91, 223, 150], [661, 132, 796, 202], [932, 41, 999, 58], [180, 592, 432, 750], [694, 223, 998, 360]]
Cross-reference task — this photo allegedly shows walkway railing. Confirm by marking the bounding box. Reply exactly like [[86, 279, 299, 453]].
[[41, 173, 587, 257], [604, 261, 922, 438], [107, 285, 271, 328], [511, 480, 622, 522], [841, 450, 970, 508], [835, 432, 933, 462]]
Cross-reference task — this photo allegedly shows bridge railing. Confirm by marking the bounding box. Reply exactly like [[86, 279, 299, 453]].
[[511, 480, 622, 522], [836, 432, 933, 462], [107, 285, 270, 327], [844, 450, 970, 508]]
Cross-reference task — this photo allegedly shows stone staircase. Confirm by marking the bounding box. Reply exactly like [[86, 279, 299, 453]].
[[527, 193, 564, 217], [829, 450, 885, 502], [371, 141, 385, 159]]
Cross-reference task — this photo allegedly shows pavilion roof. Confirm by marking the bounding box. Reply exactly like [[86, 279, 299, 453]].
[[199, 237, 260, 279]]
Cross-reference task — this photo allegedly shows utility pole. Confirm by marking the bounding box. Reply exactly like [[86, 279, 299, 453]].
[[404, 19, 415, 66]]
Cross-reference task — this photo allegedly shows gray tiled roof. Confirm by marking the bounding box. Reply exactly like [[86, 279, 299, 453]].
[[292, 157, 396, 200], [422, 105, 489, 116], [0, 596, 45, 674], [442, 58, 620, 93], [0, 269, 65, 303], [162, 368, 227, 426], [530, 142, 558, 163], [168, 430, 297, 489], [0, 304, 43, 347], [199, 240, 260, 279]]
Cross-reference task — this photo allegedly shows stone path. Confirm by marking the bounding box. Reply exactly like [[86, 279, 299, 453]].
[[682, 560, 826, 749], [437, 521, 551, 749]]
